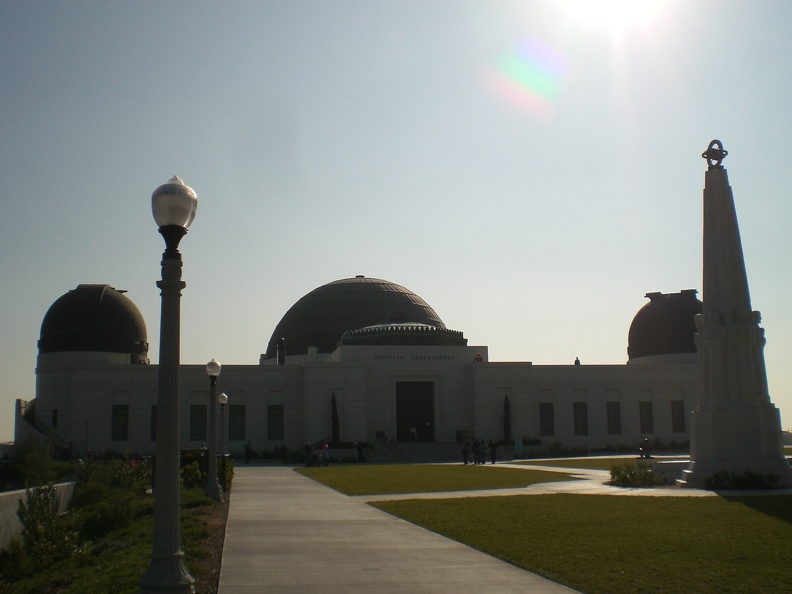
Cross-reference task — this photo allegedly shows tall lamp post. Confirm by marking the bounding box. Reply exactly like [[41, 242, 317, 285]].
[[218, 392, 228, 492], [140, 176, 198, 594], [205, 359, 223, 501]]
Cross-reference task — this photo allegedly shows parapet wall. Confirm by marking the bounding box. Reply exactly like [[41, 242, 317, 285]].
[[0, 482, 74, 550]]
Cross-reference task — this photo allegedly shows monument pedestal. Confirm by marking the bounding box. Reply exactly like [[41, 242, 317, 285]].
[[681, 403, 792, 488]]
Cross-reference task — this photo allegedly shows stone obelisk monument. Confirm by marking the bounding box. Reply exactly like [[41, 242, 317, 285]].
[[682, 140, 792, 488]]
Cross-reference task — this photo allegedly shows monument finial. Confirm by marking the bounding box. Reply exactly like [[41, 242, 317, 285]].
[[702, 139, 727, 169]]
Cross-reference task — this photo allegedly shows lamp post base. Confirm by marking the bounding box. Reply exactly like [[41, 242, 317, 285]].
[[205, 477, 223, 502], [139, 552, 195, 593]]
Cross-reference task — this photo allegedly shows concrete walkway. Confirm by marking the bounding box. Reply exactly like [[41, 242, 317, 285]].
[[217, 465, 579, 593], [218, 461, 792, 593]]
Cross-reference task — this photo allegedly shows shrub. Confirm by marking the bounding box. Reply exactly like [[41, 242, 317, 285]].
[[107, 457, 151, 490], [180, 461, 206, 489], [609, 462, 665, 487], [69, 480, 109, 509], [0, 538, 30, 585], [17, 484, 82, 565], [79, 500, 132, 539], [0, 438, 57, 489], [703, 469, 780, 490], [223, 458, 234, 490]]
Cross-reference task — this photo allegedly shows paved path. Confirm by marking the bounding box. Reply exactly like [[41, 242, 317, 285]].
[[218, 460, 792, 593], [218, 465, 579, 593]]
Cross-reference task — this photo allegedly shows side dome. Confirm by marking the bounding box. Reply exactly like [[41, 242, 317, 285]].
[[628, 289, 702, 362], [265, 276, 446, 358], [38, 284, 149, 362]]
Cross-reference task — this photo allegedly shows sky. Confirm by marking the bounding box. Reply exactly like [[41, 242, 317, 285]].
[[2, 0, 791, 441]]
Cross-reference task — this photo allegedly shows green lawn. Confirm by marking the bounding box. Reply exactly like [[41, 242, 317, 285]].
[[374, 493, 792, 594], [299, 464, 792, 594], [296, 463, 576, 495]]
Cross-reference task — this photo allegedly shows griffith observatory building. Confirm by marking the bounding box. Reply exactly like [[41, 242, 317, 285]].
[[15, 275, 702, 458]]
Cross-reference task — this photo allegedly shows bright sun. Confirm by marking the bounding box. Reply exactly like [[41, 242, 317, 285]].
[[558, 0, 668, 31]]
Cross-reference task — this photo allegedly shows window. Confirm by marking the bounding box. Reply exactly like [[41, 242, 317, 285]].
[[51, 409, 58, 428], [150, 405, 157, 442], [190, 405, 207, 442], [639, 401, 654, 434], [111, 405, 129, 442], [229, 405, 246, 441], [267, 404, 284, 441], [538, 403, 554, 437], [606, 401, 621, 435], [573, 402, 588, 436], [671, 400, 686, 433]]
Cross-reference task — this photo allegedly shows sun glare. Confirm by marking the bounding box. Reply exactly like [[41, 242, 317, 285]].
[[558, 0, 668, 31]]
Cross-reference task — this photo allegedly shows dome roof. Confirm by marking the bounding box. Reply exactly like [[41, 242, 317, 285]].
[[265, 276, 446, 358], [628, 290, 702, 361], [39, 284, 148, 362]]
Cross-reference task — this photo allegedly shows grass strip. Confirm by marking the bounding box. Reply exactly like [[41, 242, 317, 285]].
[[372, 493, 792, 594], [296, 463, 576, 495]]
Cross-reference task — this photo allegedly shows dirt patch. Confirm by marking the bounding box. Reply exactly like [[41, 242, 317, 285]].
[[190, 494, 230, 594]]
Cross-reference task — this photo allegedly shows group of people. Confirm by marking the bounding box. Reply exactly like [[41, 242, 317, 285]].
[[304, 441, 331, 467], [462, 439, 497, 465]]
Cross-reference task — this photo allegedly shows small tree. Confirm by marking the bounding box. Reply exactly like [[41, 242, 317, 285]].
[[17, 484, 81, 565]]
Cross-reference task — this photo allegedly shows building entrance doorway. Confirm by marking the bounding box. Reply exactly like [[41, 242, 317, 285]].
[[396, 381, 434, 442]]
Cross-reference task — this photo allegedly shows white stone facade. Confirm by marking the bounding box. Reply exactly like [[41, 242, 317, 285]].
[[18, 343, 698, 458]]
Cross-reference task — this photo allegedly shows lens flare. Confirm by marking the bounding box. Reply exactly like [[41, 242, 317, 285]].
[[485, 37, 568, 120]]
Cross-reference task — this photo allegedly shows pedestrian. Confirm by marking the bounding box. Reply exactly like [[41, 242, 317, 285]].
[[244, 440, 252, 464], [462, 440, 470, 464], [489, 440, 497, 464], [321, 441, 330, 466], [476, 439, 487, 464]]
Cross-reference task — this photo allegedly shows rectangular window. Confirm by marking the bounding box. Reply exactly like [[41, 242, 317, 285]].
[[229, 405, 246, 441], [51, 409, 58, 428], [190, 405, 207, 442], [606, 401, 621, 435], [111, 405, 129, 442], [639, 401, 654, 434], [573, 402, 589, 436], [671, 400, 686, 433], [538, 402, 554, 437], [267, 404, 284, 441], [150, 405, 157, 442]]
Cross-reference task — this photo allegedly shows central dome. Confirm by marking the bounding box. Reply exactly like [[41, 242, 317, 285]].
[[265, 276, 446, 358]]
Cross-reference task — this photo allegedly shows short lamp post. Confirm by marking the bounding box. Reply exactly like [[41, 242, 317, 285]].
[[218, 392, 228, 492], [140, 176, 198, 594], [205, 359, 223, 501]]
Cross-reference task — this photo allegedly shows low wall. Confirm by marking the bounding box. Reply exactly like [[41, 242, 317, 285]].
[[653, 460, 690, 484], [0, 482, 75, 550]]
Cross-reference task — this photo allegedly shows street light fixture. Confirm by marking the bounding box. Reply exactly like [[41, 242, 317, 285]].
[[218, 392, 228, 492], [204, 359, 223, 501], [140, 176, 198, 594]]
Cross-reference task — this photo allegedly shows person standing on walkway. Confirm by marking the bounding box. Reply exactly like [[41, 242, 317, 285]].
[[489, 440, 497, 464], [462, 441, 470, 464], [321, 441, 330, 466], [476, 439, 487, 464]]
